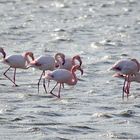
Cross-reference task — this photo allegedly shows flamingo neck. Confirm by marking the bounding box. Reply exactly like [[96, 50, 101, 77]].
[[68, 69, 77, 85], [23, 53, 34, 65], [131, 59, 140, 72]]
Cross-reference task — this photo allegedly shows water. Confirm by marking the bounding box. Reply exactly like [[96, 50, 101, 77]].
[[0, 0, 140, 139]]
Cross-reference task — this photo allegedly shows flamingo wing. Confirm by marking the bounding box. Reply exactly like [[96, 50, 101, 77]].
[[28, 55, 55, 70], [4, 55, 26, 68], [45, 69, 72, 83], [111, 59, 138, 75]]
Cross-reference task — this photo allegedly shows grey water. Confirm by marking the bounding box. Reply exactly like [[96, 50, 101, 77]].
[[0, 0, 140, 139]]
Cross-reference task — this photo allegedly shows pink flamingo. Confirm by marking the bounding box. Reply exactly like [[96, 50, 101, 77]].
[[43, 65, 83, 98], [27, 53, 65, 93], [110, 58, 140, 98], [55, 53, 82, 70], [0, 47, 34, 86]]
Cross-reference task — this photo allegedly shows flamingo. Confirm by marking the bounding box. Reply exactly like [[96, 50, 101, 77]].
[[0, 47, 34, 86], [110, 58, 140, 98], [27, 53, 65, 93], [55, 53, 82, 70], [43, 65, 83, 98]]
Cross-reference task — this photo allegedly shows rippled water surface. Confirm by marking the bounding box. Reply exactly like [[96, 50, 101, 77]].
[[0, 0, 140, 139]]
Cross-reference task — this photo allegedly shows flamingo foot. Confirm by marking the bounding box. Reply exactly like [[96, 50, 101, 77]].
[[50, 91, 60, 98], [12, 84, 18, 87], [37, 83, 40, 93]]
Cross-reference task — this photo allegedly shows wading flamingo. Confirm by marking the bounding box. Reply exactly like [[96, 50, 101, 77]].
[[55, 53, 82, 70], [110, 58, 140, 98], [27, 53, 65, 93], [0, 47, 34, 86], [43, 65, 83, 98]]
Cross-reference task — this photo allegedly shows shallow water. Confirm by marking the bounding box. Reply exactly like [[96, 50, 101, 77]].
[[0, 0, 140, 139]]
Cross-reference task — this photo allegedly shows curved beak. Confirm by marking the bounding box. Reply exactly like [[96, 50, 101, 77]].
[[0, 48, 6, 58], [78, 67, 83, 75], [62, 57, 65, 65], [79, 58, 82, 66], [31, 54, 35, 61]]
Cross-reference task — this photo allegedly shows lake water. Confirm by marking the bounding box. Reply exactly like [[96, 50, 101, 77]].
[[0, 0, 140, 139]]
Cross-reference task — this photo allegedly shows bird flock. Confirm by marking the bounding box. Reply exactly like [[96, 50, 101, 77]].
[[0, 47, 140, 99], [0, 47, 83, 98]]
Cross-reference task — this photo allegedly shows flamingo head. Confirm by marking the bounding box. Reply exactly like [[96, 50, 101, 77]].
[[72, 65, 83, 75], [25, 52, 35, 61], [0, 47, 6, 58], [73, 55, 82, 66], [55, 53, 65, 66]]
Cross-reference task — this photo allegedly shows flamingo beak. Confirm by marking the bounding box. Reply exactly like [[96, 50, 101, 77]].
[[0, 48, 6, 58], [55, 63, 59, 68], [62, 58, 65, 65], [31, 54, 35, 60], [79, 67, 83, 75], [79, 58, 82, 66], [2, 51, 6, 58]]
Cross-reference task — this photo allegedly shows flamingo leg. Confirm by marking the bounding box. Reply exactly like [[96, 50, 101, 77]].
[[123, 75, 131, 99], [50, 82, 60, 98], [38, 71, 44, 93], [42, 71, 47, 93], [3, 66, 18, 86], [62, 83, 64, 88], [126, 81, 131, 98], [47, 80, 50, 88], [125, 76, 131, 98], [58, 83, 62, 98], [123, 75, 131, 98], [13, 68, 17, 86], [122, 77, 127, 99]]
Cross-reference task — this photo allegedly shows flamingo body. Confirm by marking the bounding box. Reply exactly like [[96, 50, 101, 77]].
[[3, 55, 28, 69], [29, 55, 55, 70], [46, 69, 74, 85]]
